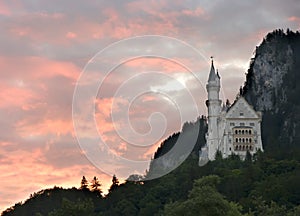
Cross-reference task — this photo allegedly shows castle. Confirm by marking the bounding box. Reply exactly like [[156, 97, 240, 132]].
[[199, 59, 264, 166]]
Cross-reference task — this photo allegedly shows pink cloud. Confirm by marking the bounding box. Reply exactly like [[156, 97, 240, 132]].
[[0, 83, 39, 108], [182, 7, 205, 17], [0, 2, 11, 16], [66, 31, 77, 39], [0, 56, 80, 82], [123, 57, 188, 73], [288, 16, 299, 21], [288, 16, 300, 27]]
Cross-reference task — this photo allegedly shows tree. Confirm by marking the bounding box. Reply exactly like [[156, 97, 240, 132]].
[[80, 176, 89, 190], [91, 176, 102, 195], [109, 174, 119, 192], [48, 198, 95, 216], [215, 150, 223, 161], [245, 150, 252, 164], [163, 175, 243, 216]]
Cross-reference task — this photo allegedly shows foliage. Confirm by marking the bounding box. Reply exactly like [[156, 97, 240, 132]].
[[108, 175, 120, 193], [80, 176, 89, 190], [163, 175, 243, 216], [48, 198, 96, 216], [90, 176, 102, 196]]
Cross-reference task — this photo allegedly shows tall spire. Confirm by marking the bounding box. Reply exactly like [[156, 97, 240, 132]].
[[216, 69, 220, 79], [208, 56, 216, 82]]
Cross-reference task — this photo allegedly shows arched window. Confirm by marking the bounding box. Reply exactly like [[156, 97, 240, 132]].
[[249, 130, 252, 135], [239, 138, 241, 142], [246, 138, 248, 143], [239, 130, 241, 134], [242, 138, 245, 143], [236, 138, 238, 143], [235, 130, 238, 134], [249, 138, 252, 143], [242, 130, 244, 134]]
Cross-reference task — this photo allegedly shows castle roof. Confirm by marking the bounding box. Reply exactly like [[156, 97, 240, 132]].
[[225, 96, 260, 119], [208, 59, 216, 82]]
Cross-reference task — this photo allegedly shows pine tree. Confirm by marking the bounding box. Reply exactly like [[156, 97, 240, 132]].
[[109, 174, 119, 193], [90, 176, 102, 195], [80, 176, 88, 190]]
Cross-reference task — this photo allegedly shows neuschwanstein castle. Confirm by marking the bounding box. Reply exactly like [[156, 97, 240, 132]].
[[199, 60, 264, 166]]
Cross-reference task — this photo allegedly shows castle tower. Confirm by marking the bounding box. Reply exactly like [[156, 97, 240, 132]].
[[206, 59, 222, 160]]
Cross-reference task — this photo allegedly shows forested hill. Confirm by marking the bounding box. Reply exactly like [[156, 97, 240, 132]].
[[2, 29, 300, 216]]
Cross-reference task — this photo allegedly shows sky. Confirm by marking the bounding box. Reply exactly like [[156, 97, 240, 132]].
[[0, 0, 299, 211]]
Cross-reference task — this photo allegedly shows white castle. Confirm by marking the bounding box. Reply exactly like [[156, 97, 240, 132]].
[[199, 59, 264, 166]]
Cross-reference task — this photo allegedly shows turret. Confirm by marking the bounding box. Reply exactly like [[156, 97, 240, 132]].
[[206, 58, 222, 160], [206, 59, 220, 101]]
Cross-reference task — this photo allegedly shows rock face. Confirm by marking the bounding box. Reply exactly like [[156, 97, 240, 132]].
[[250, 44, 292, 111], [242, 29, 300, 156], [243, 30, 295, 111]]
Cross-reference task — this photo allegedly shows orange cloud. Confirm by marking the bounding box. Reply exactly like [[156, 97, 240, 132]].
[[15, 118, 74, 138], [0, 147, 112, 211]]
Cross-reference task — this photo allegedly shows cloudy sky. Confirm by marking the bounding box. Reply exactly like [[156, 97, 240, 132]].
[[0, 0, 299, 211]]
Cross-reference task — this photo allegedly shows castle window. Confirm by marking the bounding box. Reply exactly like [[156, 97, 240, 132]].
[[249, 138, 252, 143], [249, 130, 252, 135], [230, 122, 235, 126], [229, 147, 231, 151], [235, 130, 238, 134], [242, 138, 245, 143], [240, 123, 245, 126], [236, 138, 238, 143], [239, 130, 241, 134], [246, 138, 248, 143], [250, 123, 255, 126], [242, 130, 244, 134], [240, 112, 244, 116]]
